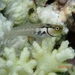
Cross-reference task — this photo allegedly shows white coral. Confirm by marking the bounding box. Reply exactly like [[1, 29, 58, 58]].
[[36, 5, 69, 34], [36, 0, 74, 25], [0, 47, 37, 75], [37, 6, 63, 25], [68, 66, 75, 75], [0, 36, 29, 58], [0, 2, 6, 11], [0, 13, 13, 38], [0, 0, 75, 75], [34, 0, 48, 6], [0, 37, 75, 75], [56, 41, 75, 62], [32, 37, 75, 75], [0, 0, 35, 25]]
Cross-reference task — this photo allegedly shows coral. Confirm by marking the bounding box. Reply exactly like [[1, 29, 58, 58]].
[[68, 66, 75, 75], [36, 0, 73, 24], [36, 4, 69, 35], [32, 37, 75, 75], [37, 5, 64, 25], [0, 13, 13, 38], [0, 37, 75, 75], [34, 0, 48, 6], [36, 0, 75, 34], [0, 0, 35, 25], [0, 47, 36, 75], [0, 36, 28, 57], [0, 0, 75, 75], [0, 2, 6, 11]]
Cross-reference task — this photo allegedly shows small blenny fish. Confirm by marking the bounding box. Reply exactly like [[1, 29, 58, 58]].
[[3, 23, 63, 39]]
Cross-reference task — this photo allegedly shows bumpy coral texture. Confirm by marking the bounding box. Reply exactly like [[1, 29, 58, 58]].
[[37, 0, 75, 25], [32, 37, 75, 75], [0, 0, 75, 75], [0, 13, 13, 38], [0, 0, 35, 25], [0, 2, 6, 11], [34, 0, 47, 6], [37, 5, 69, 35], [0, 37, 75, 75], [69, 66, 75, 75], [0, 47, 36, 75]]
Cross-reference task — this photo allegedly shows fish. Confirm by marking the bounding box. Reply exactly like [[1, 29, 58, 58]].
[[0, 23, 63, 56], [3, 23, 63, 40]]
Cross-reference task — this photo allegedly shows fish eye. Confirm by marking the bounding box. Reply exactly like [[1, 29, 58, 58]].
[[55, 26, 60, 31]]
